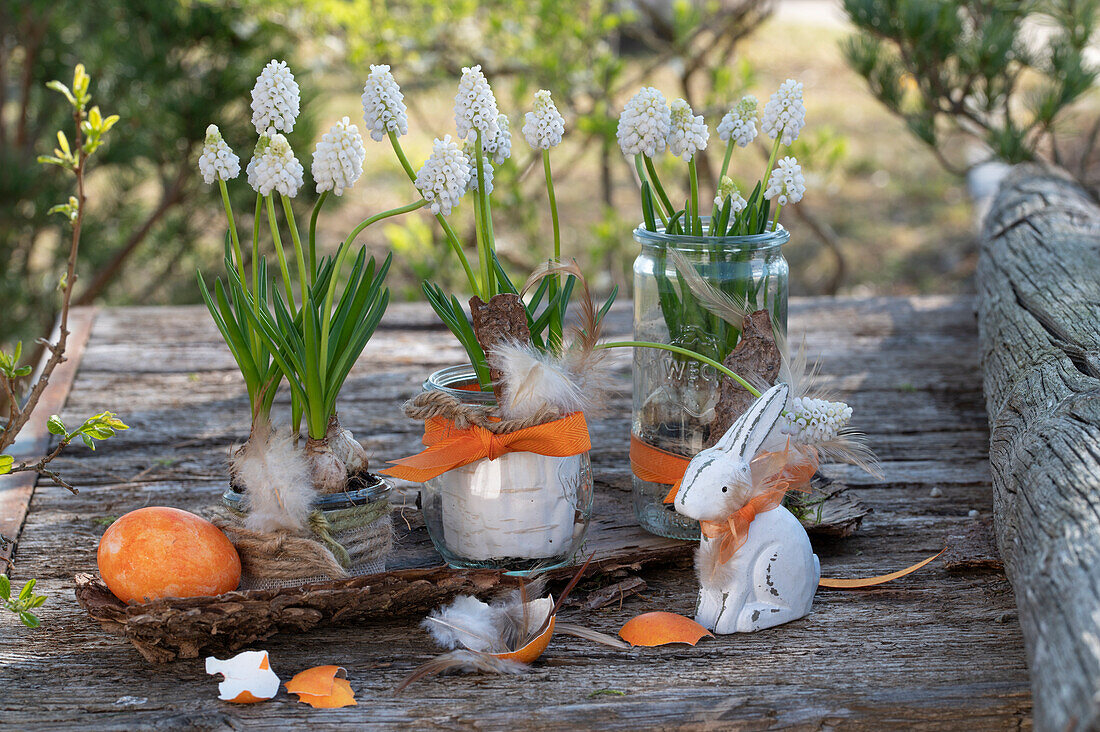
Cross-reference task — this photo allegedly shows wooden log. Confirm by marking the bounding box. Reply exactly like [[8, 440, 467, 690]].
[[978, 164, 1100, 731]]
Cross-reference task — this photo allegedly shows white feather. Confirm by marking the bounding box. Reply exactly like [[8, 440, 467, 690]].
[[422, 595, 506, 653], [230, 420, 315, 533], [492, 342, 590, 420]]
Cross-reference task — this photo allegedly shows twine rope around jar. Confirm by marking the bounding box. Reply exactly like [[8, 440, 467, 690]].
[[403, 389, 563, 433], [211, 500, 392, 581]]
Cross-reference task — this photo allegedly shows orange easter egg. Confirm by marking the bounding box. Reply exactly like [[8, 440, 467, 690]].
[[97, 507, 241, 604]]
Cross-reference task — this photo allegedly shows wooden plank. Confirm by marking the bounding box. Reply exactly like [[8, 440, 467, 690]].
[[0, 307, 97, 569], [978, 164, 1100, 731], [0, 297, 1032, 729]]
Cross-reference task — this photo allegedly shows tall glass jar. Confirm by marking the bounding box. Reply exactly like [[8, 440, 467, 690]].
[[419, 365, 594, 572], [632, 220, 789, 539]]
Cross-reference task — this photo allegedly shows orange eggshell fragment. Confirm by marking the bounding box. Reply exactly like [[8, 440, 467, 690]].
[[294, 678, 357, 709], [285, 665, 342, 697], [228, 690, 268, 704], [98, 506, 241, 604], [492, 615, 556, 664], [205, 650, 280, 703], [618, 611, 713, 647], [286, 666, 357, 708]]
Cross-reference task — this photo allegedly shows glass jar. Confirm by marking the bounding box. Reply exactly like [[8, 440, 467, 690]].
[[419, 365, 594, 572], [632, 220, 789, 539]]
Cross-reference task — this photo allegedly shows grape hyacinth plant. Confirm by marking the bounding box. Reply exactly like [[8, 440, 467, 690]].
[[620, 80, 809, 365], [366, 65, 616, 390], [197, 60, 428, 495]]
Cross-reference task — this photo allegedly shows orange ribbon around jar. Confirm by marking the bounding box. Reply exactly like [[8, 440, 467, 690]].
[[381, 412, 591, 483]]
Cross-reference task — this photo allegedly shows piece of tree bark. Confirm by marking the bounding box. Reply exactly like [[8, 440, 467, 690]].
[[469, 293, 532, 400], [978, 164, 1100, 731], [709, 309, 782, 444]]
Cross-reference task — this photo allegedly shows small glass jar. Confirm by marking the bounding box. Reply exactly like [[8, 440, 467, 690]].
[[419, 365, 594, 572], [632, 220, 789, 539]]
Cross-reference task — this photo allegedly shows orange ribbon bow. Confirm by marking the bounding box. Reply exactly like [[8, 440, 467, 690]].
[[698, 445, 818, 565], [632, 432, 943, 586], [381, 412, 591, 483]]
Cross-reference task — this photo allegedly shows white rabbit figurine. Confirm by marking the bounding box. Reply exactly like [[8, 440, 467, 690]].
[[675, 382, 820, 634]]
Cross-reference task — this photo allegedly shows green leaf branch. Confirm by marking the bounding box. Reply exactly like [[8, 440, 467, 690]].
[[0, 575, 47, 629], [1, 64, 127, 496]]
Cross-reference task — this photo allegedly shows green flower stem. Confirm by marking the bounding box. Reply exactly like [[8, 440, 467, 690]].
[[719, 140, 735, 182], [387, 130, 480, 297], [438, 216, 483, 300], [281, 194, 320, 439], [280, 194, 310, 310], [635, 155, 668, 226], [264, 195, 297, 318], [644, 155, 676, 219], [308, 190, 330, 284], [596, 340, 761, 397], [471, 186, 488, 297], [474, 131, 495, 297], [544, 149, 564, 355], [217, 179, 246, 284], [688, 157, 701, 236], [761, 135, 783, 194], [250, 194, 263, 359], [771, 203, 784, 232], [543, 150, 561, 263], [319, 198, 428, 375]]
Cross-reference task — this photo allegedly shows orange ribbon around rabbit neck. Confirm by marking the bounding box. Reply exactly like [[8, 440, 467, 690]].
[[380, 412, 591, 483], [698, 445, 818, 566], [633, 434, 944, 586]]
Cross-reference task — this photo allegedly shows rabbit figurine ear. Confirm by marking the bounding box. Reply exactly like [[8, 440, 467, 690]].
[[712, 382, 789, 459]]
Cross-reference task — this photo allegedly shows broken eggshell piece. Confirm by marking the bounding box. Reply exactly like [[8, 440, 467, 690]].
[[205, 650, 280, 703], [285, 665, 358, 708], [618, 611, 713, 647]]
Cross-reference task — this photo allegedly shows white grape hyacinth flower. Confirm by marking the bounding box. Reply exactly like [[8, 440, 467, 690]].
[[482, 113, 511, 165], [522, 90, 565, 150], [667, 98, 708, 162], [198, 124, 240, 185], [780, 396, 853, 444], [761, 79, 806, 146], [454, 65, 500, 143], [714, 175, 747, 213], [251, 60, 301, 136], [717, 95, 759, 148], [311, 117, 366, 196], [764, 156, 806, 206], [415, 135, 471, 216], [464, 147, 494, 195], [246, 134, 305, 197], [361, 64, 409, 142], [617, 87, 671, 158]]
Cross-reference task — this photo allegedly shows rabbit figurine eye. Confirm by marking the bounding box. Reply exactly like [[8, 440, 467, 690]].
[[675, 382, 790, 523]]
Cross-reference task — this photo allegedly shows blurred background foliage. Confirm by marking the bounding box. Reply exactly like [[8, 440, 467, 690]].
[[2, 0, 1099, 349]]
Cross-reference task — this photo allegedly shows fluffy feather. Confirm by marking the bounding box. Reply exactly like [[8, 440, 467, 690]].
[[491, 261, 614, 419], [422, 595, 506, 653], [492, 342, 587, 420], [230, 419, 315, 533], [554, 622, 631, 649], [668, 247, 754, 329], [394, 650, 528, 693], [668, 250, 881, 479]]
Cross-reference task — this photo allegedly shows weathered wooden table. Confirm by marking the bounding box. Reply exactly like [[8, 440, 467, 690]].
[[0, 297, 1032, 730]]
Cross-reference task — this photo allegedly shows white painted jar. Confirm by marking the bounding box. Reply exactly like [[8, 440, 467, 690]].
[[418, 365, 593, 573]]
